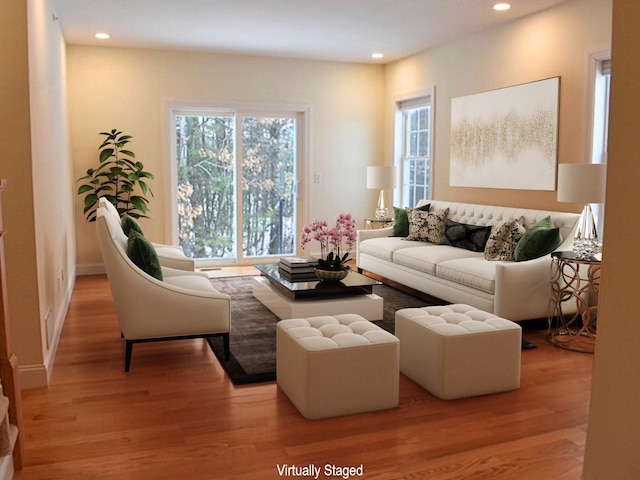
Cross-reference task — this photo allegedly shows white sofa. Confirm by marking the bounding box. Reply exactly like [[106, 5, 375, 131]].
[[356, 200, 581, 321]]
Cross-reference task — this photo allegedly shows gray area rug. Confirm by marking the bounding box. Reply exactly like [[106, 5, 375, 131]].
[[207, 275, 433, 385]]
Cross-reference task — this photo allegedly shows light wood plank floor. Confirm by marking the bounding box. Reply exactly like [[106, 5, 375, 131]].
[[15, 273, 593, 479]]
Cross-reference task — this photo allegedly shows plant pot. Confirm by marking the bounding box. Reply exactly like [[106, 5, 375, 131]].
[[314, 267, 349, 282]]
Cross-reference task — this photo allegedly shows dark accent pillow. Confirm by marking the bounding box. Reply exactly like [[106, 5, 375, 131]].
[[127, 230, 163, 280], [392, 204, 430, 237], [439, 219, 492, 252], [514, 216, 563, 262], [122, 214, 144, 236], [484, 217, 527, 261], [406, 208, 449, 243]]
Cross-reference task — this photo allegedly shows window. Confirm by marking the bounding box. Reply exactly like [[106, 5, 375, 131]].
[[590, 56, 611, 239], [170, 106, 307, 265], [394, 92, 433, 208]]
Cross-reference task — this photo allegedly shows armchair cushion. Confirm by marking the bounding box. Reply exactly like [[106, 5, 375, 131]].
[[127, 230, 163, 280], [122, 214, 144, 236]]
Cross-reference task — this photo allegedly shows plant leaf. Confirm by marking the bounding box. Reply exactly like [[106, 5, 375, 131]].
[[99, 148, 114, 162], [77, 185, 94, 194]]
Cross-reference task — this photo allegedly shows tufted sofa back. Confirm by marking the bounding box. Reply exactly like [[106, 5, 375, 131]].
[[418, 200, 580, 248]]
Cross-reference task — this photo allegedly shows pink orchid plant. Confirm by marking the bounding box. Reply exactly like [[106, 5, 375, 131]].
[[300, 213, 357, 270]]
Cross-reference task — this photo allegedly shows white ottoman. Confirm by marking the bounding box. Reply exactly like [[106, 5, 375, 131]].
[[276, 314, 399, 420], [395, 304, 521, 400]]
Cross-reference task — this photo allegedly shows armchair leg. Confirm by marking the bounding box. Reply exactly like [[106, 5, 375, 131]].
[[125, 340, 133, 372]]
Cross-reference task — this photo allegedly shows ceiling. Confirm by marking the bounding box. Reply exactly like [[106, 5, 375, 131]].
[[52, 0, 571, 64]]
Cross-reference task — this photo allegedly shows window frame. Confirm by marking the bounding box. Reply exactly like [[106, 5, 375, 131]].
[[165, 102, 311, 264], [393, 88, 435, 208], [587, 51, 611, 241]]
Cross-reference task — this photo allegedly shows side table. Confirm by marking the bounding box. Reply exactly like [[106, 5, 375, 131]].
[[365, 218, 393, 230], [548, 251, 601, 353]]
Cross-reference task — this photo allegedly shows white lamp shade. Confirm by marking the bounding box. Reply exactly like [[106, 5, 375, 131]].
[[557, 163, 607, 204], [367, 166, 398, 189]]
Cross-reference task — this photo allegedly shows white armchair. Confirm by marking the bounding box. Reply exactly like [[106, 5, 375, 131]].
[[98, 197, 196, 271], [96, 207, 230, 371]]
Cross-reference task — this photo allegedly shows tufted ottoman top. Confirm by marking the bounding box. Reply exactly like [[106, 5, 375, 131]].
[[395, 304, 520, 336], [278, 313, 398, 351]]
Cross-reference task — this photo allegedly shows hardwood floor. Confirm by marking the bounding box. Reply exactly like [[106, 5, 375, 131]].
[[15, 273, 593, 479]]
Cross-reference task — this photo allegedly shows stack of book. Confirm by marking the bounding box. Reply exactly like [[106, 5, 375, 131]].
[[278, 256, 319, 282]]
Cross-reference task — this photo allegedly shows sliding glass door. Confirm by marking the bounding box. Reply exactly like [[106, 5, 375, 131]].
[[173, 108, 301, 265]]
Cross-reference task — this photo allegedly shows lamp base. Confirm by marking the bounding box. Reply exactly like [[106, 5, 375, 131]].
[[375, 208, 389, 220], [572, 239, 599, 259], [572, 204, 600, 259], [374, 190, 389, 220]]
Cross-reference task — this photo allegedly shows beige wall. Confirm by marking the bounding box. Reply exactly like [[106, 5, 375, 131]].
[[67, 47, 385, 268], [0, 0, 75, 389], [583, 1, 640, 476], [0, 0, 43, 385], [27, 0, 76, 384], [385, 0, 612, 212]]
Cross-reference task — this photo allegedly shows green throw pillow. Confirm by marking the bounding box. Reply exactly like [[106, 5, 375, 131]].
[[514, 216, 563, 262], [127, 230, 163, 281], [392, 204, 430, 237], [121, 214, 144, 236], [439, 219, 492, 252]]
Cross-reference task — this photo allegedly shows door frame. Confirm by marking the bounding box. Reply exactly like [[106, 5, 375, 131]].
[[165, 101, 312, 265]]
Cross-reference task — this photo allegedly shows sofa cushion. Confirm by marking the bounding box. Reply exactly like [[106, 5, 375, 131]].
[[436, 257, 497, 294], [439, 219, 492, 252], [394, 245, 481, 276], [392, 204, 430, 237], [485, 217, 526, 261], [514, 216, 563, 262], [359, 237, 427, 262], [127, 230, 163, 281], [122, 214, 144, 236], [406, 208, 449, 243]]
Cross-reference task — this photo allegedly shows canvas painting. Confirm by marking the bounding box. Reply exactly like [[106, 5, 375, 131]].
[[450, 77, 560, 190]]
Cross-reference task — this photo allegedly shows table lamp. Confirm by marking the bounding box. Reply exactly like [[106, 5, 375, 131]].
[[367, 166, 398, 220], [557, 163, 607, 259]]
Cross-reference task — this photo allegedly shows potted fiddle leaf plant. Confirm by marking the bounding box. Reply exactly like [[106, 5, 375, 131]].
[[77, 129, 154, 222]]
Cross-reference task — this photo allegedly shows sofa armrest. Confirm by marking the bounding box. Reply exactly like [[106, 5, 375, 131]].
[[356, 227, 394, 266], [494, 255, 553, 321]]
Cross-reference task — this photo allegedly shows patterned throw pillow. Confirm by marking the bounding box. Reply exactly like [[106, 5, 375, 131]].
[[484, 217, 527, 261], [406, 208, 449, 243], [439, 219, 492, 252], [392, 204, 430, 237]]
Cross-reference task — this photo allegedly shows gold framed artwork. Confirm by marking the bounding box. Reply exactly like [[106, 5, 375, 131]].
[[450, 77, 560, 191]]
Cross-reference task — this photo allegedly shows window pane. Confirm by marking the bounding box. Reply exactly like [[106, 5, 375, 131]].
[[242, 116, 297, 258], [176, 114, 236, 260]]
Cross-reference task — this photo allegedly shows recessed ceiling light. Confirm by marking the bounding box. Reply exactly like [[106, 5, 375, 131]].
[[371, 52, 384, 60], [493, 3, 511, 11], [95, 32, 111, 40]]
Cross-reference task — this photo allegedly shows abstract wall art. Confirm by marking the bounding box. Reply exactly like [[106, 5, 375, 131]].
[[450, 77, 560, 190]]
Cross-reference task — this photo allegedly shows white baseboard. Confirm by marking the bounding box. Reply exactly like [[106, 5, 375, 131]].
[[19, 272, 76, 389], [76, 263, 105, 276]]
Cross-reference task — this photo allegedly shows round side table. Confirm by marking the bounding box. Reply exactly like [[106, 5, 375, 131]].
[[548, 251, 601, 353]]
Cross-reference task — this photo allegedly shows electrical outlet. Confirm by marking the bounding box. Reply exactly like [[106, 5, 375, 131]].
[[314, 173, 322, 184]]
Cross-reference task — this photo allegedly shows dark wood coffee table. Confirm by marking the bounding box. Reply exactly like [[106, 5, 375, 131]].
[[252, 264, 383, 320]]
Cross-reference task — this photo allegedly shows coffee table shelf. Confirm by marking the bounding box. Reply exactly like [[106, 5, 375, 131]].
[[253, 264, 384, 320]]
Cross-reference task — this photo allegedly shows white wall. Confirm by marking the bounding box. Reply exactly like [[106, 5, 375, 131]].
[[384, 0, 612, 212], [67, 47, 385, 268], [25, 0, 75, 387]]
